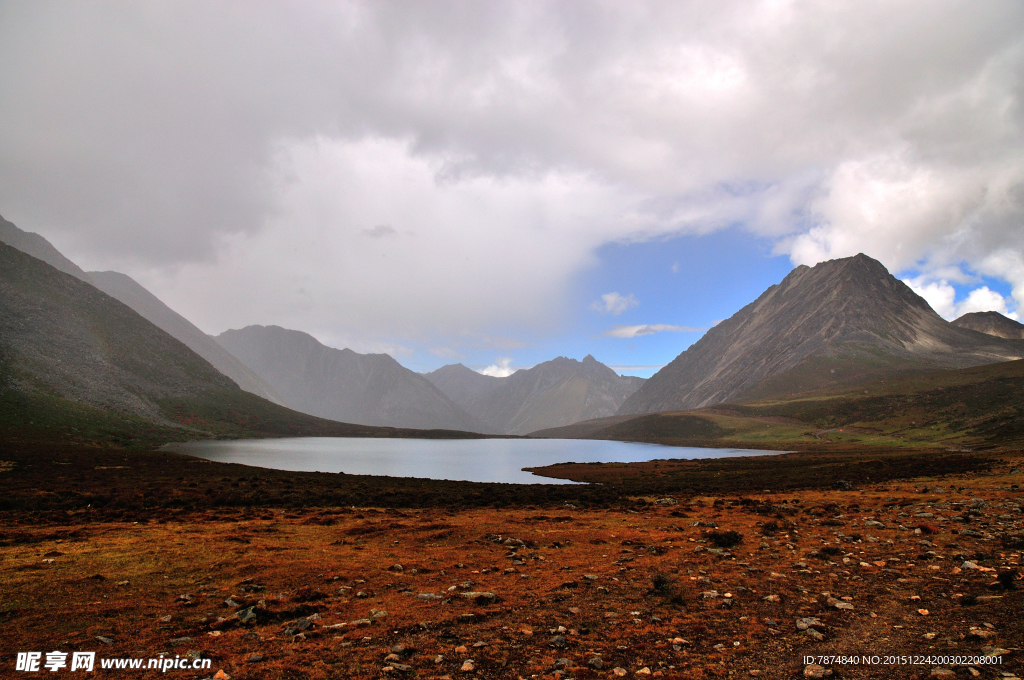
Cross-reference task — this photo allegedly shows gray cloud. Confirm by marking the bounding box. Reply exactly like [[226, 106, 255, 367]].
[[363, 225, 397, 238], [2, 1, 1023, 341]]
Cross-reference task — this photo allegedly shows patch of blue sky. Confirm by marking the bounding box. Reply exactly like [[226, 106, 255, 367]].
[[400, 229, 795, 376], [566, 228, 794, 376]]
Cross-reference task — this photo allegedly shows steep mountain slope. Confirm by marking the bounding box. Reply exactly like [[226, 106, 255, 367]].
[[0, 215, 284, 402], [620, 254, 1024, 414], [952, 311, 1024, 340], [86, 271, 284, 404], [0, 240, 240, 422], [431, 355, 645, 435], [216, 325, 488, 432]]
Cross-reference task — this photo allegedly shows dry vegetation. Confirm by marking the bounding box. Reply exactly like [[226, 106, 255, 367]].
[[1, 446, 1022, 679]]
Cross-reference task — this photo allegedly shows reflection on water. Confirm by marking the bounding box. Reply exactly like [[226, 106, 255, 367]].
[[165, 437, 778, 485]]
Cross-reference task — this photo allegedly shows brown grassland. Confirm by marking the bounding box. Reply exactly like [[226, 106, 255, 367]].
[[1, 441, 1022, 679]]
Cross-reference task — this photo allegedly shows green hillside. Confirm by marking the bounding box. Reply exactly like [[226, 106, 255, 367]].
[[534, 359, 1024, 450]]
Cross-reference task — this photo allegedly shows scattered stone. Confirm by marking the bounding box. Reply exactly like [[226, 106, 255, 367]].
[[95, 636, 113, 645], [613, 669, 628, 677], [550, 635, 567, 648], [804, 664, 829, 678], [389, 564, 404, 572], [587, 657, 604, 670], [247, 654, 263, 663], [460, 660, 475, 672], [796, 617, 823, 631], [826, 596, 853, 610], [212, 671, 231, 680], [169, 637, 193, 646], [930, 668, 955, 677]]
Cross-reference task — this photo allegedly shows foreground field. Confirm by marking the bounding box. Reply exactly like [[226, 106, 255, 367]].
[[1, 449, 1022, 679]]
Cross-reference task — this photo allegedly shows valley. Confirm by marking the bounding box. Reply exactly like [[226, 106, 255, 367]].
[[1, 217, 1023, 679]]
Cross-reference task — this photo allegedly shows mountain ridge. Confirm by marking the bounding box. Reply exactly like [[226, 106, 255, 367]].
[[86, 271, 285, 404], [217, 325, 489, 432]]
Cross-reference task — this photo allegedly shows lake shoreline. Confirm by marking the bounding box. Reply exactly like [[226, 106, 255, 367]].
[[161, 436, 781, 485]]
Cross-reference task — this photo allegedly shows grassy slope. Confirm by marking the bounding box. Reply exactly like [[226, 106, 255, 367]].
[[534, 359, 1024, 451]]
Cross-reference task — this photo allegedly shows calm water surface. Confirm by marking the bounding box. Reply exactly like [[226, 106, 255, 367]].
[[166, 437, 777, 484]]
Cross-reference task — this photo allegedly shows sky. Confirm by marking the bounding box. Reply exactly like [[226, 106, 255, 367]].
[[2, 1, 1023, 377]]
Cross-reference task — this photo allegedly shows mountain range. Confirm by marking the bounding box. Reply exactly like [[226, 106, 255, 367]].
[[3, 213, 1023, 441], [426, 356, 645, 435], [0, 215, 642, 434], [618, 253, 1024, 415], [215, 325, 487, 432]]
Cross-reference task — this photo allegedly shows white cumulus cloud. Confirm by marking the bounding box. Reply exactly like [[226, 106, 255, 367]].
[[478, 357, 518, 377], [590, 292, 639, 316], [903, 277, 1019, 321]]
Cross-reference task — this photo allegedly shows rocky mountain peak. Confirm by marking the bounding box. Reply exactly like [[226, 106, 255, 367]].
[[619, 253, 1024, 414]]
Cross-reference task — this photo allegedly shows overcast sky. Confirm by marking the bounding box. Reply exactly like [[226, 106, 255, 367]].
[[2, 1, 1023, 375]]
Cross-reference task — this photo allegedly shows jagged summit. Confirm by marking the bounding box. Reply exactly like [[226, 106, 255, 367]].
[[427, 355, 644, 435], [619, 253, 1024, 414]]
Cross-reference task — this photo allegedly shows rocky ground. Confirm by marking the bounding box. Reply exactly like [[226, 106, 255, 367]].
[[1, 457, 1022, 679]]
